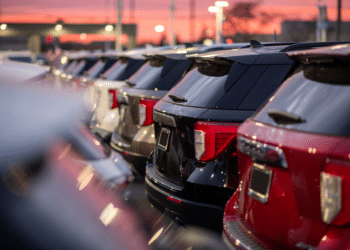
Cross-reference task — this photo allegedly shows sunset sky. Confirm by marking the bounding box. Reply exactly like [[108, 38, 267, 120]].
[[1, 0, 350, 44]]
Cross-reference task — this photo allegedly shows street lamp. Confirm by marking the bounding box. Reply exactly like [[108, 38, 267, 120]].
[[155, 25, 165, 33], [105, 24, 114, 32], [209, 1, 229, 44], [55, 24, 63, 31], [0, 23, 7, 30]]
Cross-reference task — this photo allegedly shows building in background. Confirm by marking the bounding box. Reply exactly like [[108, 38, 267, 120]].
[[0, 22, 137, 53]]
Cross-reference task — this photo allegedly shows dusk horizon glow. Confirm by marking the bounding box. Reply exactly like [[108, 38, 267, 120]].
[[1, 0, 349, 44]]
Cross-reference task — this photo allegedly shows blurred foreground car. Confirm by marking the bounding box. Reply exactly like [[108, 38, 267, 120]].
[[145, 41, 347, 231], [0, 60, 50, 84], [0, 84, 228, 250], [223, 44, 350, 250]]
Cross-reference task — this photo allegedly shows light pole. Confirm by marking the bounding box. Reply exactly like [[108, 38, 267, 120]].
[[209, 1, 228, 44], [170, 0, 176, 46], [115, 0, 123, 51]]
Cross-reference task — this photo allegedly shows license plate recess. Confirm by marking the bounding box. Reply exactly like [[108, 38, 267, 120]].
[[248, 163, 273, 204], [158, 127, 170, 151]]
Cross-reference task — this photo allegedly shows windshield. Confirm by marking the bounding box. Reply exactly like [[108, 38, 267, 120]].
[[253, 71, 350, 137]]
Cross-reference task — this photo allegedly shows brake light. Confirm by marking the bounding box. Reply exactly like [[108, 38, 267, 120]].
[[321, 158, 350, 226], [194, 121, 240, 162], [139, 99, 158, 126], [108, 89, 118, 109]]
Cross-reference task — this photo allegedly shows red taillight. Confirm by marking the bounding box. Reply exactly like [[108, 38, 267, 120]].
[[139, 99, 158, 126], [321, 158, 350, 226], [108, 89, 118, 109], [194, 121, 240, 162]]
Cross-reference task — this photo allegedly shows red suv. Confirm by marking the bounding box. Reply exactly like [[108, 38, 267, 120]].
[[223, 43, 350, 249]]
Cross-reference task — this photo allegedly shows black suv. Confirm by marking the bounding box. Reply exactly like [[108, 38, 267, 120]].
[[109, 44, 249, 177], [110, 47, 200, 176], [145, 41, 347, 231]]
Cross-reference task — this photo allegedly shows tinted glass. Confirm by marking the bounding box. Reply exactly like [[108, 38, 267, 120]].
[[163, 63, 249, 108], [8, 56, 33, 63], [237, 64, 292, 110], [103, 61, 126, 80], [253, 71, 350, 137], [128, 61, 163, 87], [133, 59, 191, 90], [86, 60, 105, 78], [77, 58, 98, 76]]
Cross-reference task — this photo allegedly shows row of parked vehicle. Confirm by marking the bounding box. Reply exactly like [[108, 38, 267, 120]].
[[0, 50, 233, 250], [8, 40, 350, 249]]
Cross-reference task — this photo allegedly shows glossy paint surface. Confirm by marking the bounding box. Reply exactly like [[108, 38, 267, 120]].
[[225, 119, 350, 249]]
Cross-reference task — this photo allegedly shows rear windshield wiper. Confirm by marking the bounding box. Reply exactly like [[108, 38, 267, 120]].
[[125, 80, 136, 86], [168, 94, 187, 102], [267, 110, 305, 124]]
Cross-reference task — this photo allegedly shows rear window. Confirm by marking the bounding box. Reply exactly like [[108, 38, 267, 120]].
[[253, 70, 350, 137], [127, 59, 191, 90], [103, 61, 126, 80], [163, 62, 292, 110], [86, 60, 106, 78], [103, 58, 144, 81]]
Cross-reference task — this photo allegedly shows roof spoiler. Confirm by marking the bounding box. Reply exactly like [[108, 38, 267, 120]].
[[281, 41, 350, 52], [286, 43, 350, 65], [250, 40, 264, 48]]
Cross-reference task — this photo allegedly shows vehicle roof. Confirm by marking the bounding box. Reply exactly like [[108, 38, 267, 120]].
[[0, 85, 86, 165], [0, 60, 50, 83], [111, 46, 176, 59], [286, 43, 350, 63], [198, 43, 249, 53], [188, 41, 350, 65], [187, 43, 292, 64], [143, 46, 201, 60]]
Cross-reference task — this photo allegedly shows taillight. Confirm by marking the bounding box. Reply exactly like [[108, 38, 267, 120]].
[[321, 158, 350, 226], [139, 99, 158, 126], [237, 136, 288, 169], [108, 89, 118, 109], [194, 121, 240, 162]]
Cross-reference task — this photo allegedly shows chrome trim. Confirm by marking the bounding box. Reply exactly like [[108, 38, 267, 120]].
[[146, 165, 184, 192], [238, 136, 288, 169], [157, 127, 170, 151], [223, 220, 266, 250], [153, 111, 177, 128], [248, 163, 273, 204]]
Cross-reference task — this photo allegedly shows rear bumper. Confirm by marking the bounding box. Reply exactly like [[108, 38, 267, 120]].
[[145, 165, 224, 231]]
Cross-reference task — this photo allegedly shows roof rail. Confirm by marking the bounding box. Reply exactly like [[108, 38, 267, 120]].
[[281, 41, 350, 52]]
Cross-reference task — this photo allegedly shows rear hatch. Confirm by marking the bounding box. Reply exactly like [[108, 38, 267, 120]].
[[235, 44, 350, 249], [153, 48, 294, 188], [113, 56, 192, 150]]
